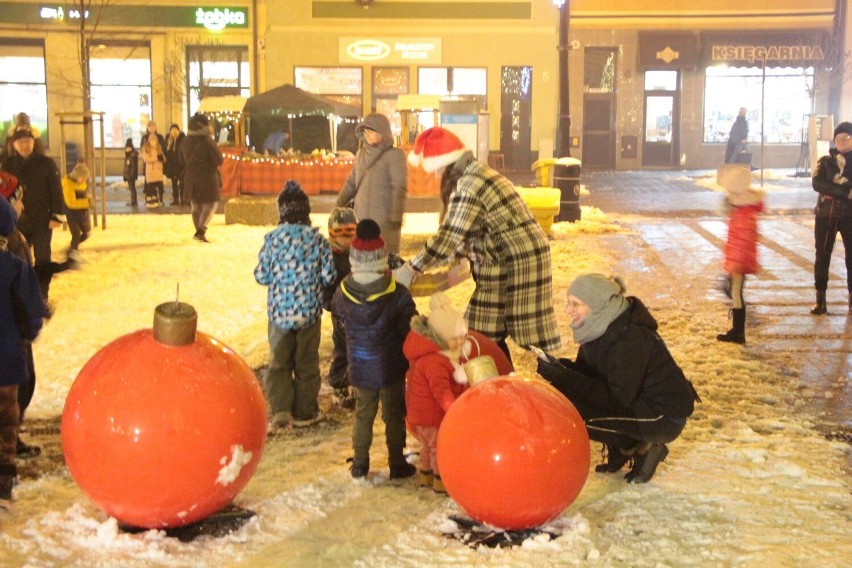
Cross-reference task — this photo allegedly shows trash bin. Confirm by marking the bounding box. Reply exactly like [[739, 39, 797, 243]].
[[516, 186, 561, 236], [552, 157, 581, 222]]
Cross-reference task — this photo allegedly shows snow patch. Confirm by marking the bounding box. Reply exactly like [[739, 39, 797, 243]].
[[217, 445, 253, 486]]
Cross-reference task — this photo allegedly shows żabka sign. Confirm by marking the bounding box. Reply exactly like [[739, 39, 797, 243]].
[[195, 7, 247, 31], [711, 44, 825, 64]]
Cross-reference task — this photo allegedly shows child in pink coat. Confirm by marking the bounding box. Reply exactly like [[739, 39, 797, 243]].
[[403, 292, 470, 493]]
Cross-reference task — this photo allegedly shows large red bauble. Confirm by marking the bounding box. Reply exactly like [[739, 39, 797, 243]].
[[62, 319, 267, 529], [437, 373, 590, 531]]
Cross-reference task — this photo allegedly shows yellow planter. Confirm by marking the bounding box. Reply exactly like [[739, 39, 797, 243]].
[[516, 186, 561, 236]]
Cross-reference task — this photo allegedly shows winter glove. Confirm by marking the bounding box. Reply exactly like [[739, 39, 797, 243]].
[[393, 262, 417, 288], [387, 252, 406, 270]]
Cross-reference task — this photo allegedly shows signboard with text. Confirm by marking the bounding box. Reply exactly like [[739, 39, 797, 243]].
[[339, 37, 442, 65]]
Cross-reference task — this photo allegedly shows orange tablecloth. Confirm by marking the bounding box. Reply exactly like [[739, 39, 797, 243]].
[[221, 154, 441, 197], [222, 155, 356, 196]]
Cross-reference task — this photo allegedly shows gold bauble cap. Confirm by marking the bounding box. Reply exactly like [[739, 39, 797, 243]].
[[153, 302, 197, 346]]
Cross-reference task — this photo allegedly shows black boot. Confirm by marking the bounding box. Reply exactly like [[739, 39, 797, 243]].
[[595, 444, 632, 473], [810, 290, 827, 315], [848, 292, 851, 315], [0, 463, 17, 502], [625, 443, 669, 483], [717, 307, 746, 344]]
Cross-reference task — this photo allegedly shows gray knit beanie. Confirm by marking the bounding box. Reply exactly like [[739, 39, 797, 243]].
[[568, 274, 627, 310]]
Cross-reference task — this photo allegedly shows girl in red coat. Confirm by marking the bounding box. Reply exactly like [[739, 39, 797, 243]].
[[403, 292, 471, 493], [716, 164, 765, 344]]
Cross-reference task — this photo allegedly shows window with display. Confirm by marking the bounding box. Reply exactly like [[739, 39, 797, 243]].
[[89, 42, 152, 149], [0, 40, 48, 148], [704, 66, 814, 144], [187, 45, 250, 119], [372, 67, 409, 140], [294, 67, 362, 109], [418, 67, 487, 97]]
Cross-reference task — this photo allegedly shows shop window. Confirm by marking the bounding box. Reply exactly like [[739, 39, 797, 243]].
[[294, 67, 362, 109], [0, 41, 48, 148], [418, 67, 487, 97], [89, 42, 152, 149], [372, 67, 409, 141], [187, 45, 250, 119], [703, 66, 814, 144]]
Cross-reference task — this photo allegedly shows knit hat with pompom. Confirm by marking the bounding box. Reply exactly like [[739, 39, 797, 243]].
[[277, 179, 311, 224], [350, 219, 388, 281]]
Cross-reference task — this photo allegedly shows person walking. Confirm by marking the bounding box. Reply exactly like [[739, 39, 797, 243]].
[[715, 164, 764, 344], [331, 219, 418, 480], [335, 113, 408, 254], [123, 138, 139, 207], [255, 180, 336, 431], [179, 113, 223, 243], [810, 121, 852, 315], [164, 124, 185, 206], [536, 274, 700, 484], [61, 161, 92, 258], [724, 107, 750, 164], [397, 127, 561, 362], [1, 128, 65, 302]]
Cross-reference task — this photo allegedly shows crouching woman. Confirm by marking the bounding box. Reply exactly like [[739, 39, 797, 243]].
[[537, 273, 700, 483]]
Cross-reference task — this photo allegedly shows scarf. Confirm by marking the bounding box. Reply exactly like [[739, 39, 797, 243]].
[[571, 295, 629, 344]]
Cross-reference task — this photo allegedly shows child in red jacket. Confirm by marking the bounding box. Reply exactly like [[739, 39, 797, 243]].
[[403, 292, 470, 493], [715, 164, 765, 344]]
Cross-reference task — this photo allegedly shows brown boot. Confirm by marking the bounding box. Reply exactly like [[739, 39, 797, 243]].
[[810, 290, 827, 315], [419, 470, 434, 487], [432, 475, 447, 494]]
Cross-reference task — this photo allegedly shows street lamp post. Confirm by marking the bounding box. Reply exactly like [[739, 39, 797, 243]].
[[554, 0, 571, 157], [552, 0, 582, 222]]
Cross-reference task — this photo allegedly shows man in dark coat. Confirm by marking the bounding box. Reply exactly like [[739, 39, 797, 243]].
[[724, 107, 749, 164], [179, 113, 223, 242], [1, 128, 65, 300]]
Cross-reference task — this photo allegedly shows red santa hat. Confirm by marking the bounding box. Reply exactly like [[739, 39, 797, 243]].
[[407, 127, 468, 173]]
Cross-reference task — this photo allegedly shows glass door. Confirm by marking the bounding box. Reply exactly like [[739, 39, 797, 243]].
[[642, 70, 679, 167]]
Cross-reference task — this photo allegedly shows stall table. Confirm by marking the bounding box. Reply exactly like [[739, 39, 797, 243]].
[[222, 153, 355, 196]]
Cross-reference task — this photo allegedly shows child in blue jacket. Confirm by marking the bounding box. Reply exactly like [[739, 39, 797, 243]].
[[255, 180, 336, 430], [331, 219, 418, 480], [1, 195, 46, 509]]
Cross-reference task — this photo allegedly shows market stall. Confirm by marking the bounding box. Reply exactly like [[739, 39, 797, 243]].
[[397, 93, 441, 197]]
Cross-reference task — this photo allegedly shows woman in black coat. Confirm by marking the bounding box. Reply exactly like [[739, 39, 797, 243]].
[[537, 273, 699, 484], [178, 114, 223, 243], [164, 124, 185, 206]]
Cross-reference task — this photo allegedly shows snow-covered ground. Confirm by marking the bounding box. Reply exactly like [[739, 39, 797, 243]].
[[1, 208, 850, 567]]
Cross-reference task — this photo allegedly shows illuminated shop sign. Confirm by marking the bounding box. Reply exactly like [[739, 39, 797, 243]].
[[710, 44, 825, 64], [35, 4, 247, 29], [195, 7, 247, 31], [340, 37, 442, 65]]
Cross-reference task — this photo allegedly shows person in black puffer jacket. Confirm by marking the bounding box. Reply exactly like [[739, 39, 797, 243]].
[[331, 219, 418, 481], [536, 274, 700, 484], [809, 121, 852, 315]]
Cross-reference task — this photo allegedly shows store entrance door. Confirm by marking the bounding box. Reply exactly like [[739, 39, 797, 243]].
[[500, 66, 533, 171], [582, 47, 618, 169], [642, 70, 680, 167]]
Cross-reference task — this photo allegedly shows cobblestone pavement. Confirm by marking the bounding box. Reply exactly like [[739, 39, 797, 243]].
[[566, 168, 851, 459]]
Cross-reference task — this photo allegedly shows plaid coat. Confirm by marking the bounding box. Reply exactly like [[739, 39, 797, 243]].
[[409, 156, 561, 351]]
